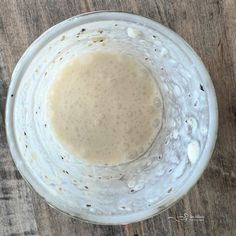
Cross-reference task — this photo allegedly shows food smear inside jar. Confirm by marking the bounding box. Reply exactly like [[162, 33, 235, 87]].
[[47, 51, 163, 165]]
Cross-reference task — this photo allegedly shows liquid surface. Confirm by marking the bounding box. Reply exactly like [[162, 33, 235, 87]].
[[48, 52, 163, 165]]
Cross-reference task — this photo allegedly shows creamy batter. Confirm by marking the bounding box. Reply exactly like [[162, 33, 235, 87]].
[[48, 51, 163, 165]]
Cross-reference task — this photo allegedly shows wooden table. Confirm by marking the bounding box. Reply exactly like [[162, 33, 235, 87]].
[[0, 0, 235, 235]]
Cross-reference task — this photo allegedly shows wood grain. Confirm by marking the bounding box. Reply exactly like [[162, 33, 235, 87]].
[[0, 0, 235, 235]]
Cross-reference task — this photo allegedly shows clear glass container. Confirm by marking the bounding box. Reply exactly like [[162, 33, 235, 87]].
[[5, 11, 218, 224]]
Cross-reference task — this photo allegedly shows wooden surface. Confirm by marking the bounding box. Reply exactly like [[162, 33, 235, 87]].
[[0, 0, 235, 235]]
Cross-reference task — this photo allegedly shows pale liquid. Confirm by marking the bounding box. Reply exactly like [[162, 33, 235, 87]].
[[48, 52, 162, 165]]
